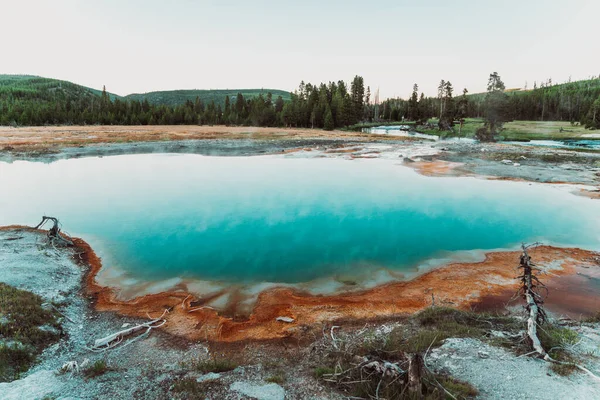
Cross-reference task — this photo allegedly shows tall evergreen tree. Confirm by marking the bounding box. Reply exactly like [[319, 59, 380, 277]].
[[350, 75, 365, 124], [408, 84, 419, 121], [323, 106, 334, 131], [477, 72, 509, 141]]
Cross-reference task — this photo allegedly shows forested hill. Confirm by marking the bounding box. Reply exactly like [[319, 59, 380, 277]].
[[0, 74, 293, 126], [465, 78, 600, 122], [125, 89, 291, 107], [0, 74, 119, 100], [3, 73, 598, 130]]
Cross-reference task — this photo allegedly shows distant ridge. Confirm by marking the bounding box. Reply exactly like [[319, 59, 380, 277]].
[[0, 74, 293, 126], [0, 75, 291, 106], [125, 89, 292, 107]]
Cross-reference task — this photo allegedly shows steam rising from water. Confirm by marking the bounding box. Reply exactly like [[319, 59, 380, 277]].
[[1, 154, 599, 295]]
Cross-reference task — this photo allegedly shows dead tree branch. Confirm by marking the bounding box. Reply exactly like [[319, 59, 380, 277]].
[[89, 309, 169, 352], [35, 216, 74, 247]]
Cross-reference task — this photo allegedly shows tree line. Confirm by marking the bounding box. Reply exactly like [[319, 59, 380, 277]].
[[2, 74, 599, 131], [0, 75, 369, 129], [378, 75, 600, 130]]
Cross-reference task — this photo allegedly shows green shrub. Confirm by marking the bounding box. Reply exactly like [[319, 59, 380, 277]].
[[82, 360, 111, 379], [195, 358, 237, 374], [0, 283, 61, 382], [314, 366, 335, 378]]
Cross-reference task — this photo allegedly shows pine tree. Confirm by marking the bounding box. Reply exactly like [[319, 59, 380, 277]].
[[324, 106, 334, 131], [438, 81, 454, 130], [408, 84, 419, 121], [437, 80, 446, 119], [350, 75, 365, 124], [478, 72, 509, 141]]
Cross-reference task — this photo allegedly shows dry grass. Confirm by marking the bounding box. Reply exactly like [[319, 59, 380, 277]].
[[0, 125, 405, 155], [171, 377, 207, 399], [376, 307, 521, 354], [313, 307, 496, 399]]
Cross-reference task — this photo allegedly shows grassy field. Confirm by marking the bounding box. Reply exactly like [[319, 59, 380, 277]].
[[500, 120, 596, 140], [417, 118, 598, 141], [343, 121, 416, 132]]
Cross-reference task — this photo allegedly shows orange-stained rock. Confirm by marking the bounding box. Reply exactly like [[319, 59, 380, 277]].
[[72, 235, 599, 343]]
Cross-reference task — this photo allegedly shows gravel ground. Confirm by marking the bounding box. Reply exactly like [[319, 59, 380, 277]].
[[437, 140, 600, 184], [0, 229, 339, 399], [428, 337, 600, 400], [0, 138, 385, 163], [4, 134, 600, 187]]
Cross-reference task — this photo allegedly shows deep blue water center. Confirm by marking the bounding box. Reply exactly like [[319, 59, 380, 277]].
[[1, 154, 599, 284]]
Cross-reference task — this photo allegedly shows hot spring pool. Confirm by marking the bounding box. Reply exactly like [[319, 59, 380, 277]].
[[1, 153, 599, 290]]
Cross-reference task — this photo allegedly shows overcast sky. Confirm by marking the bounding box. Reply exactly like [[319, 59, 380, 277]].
[[2, 0, 598, 99]]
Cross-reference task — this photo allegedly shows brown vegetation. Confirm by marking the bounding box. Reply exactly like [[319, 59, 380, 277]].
[[0, 125, 403, 154]]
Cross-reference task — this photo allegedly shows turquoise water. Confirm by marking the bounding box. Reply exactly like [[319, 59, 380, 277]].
[[1, 154, 600, 285]]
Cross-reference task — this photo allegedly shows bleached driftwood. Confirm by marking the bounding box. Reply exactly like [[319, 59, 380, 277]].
[[407, 353, 424, 395], [90, 310, 168, 351], [276, 316, 295, 323], [330, 325, 340, 350], [363, 359, 404, 378], [188, 306, 215, 313], [60, 358, 89, 378], [35, 216, 74, 247]]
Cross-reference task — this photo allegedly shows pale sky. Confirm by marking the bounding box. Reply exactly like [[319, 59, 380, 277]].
[[1, 0, 598, 99]]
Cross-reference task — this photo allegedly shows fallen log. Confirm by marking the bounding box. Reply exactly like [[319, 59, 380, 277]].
[[90, 309, 168, 351]]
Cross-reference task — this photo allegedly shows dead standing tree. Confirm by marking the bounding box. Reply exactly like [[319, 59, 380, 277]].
[[516, 243, 549, 359], [517, 243, 600, 380], [35, 216, 74, 247]]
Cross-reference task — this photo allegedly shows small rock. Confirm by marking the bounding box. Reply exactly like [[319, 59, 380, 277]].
[[275, 316, 294, 323], [121, 323, 130, 328], [513, 163, 521, 167], [38, 325, 61, 335], [478, 350, 490, 359], [501, 159, 513, 165], [230, 382, 285, 400], [490, 330, 507, 338], [403, 157, 415, 163], [196, 372, 221, 383]]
